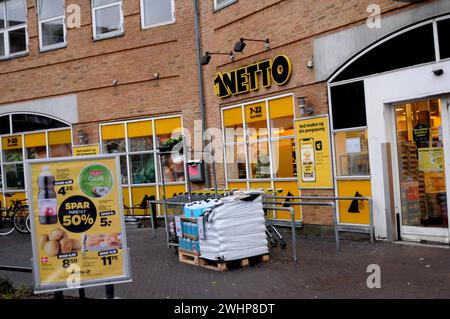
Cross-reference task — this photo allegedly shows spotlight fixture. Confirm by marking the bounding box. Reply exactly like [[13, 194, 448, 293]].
[[112, 79, 119, 86], [200, 51, 235, 65], [298, 96, 314, 117], [234, 38, 270, 53], [77, 130, 89, 144], [153, 72, 160, 80]]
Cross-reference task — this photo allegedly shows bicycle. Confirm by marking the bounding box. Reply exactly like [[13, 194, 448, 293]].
[[0, 194, 30, 236]]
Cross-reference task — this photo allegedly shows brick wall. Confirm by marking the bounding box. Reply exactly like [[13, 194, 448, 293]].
[[0, 0, 201, 146]]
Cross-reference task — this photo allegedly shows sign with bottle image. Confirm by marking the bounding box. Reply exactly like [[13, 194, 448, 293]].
[[26, 155, 131, 293], [295, 115, 333, 189]]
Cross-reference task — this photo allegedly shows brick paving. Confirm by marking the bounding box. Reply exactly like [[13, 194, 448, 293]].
[[1, 228, 449, 299]]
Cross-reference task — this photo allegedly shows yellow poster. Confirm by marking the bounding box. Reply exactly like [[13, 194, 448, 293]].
[[418, 147, 444, 172], [27, 156, 131, 293], [337, 179, 372, 225], [295, 115, 333, 189], [73, 145, 100, 157]]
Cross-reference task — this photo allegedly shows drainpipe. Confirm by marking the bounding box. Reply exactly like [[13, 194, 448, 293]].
[[193, 0, 211, 189]]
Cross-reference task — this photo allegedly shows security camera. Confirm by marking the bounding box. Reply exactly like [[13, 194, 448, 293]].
[[306, 60, 314, 69], [112, 79, 119, 86], [432, 67, 444, 76], [153, 72, 160, 80]]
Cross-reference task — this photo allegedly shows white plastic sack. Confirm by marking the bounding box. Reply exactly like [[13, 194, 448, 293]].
[[199, 194, 268, 261]]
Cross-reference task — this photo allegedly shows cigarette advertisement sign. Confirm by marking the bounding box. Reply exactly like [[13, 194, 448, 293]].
[[26, 155, 131, 293], [418, 147, 444, 172], [295, 115, 333, 189]]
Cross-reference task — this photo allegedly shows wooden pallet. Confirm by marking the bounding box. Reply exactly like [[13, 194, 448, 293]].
[[179, 249, 269, 272], [178, 249, 200, 266], [198, 254, 270, 272]]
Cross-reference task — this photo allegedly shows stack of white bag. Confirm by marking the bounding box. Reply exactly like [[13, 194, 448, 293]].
[[199, 191, 268, 261]]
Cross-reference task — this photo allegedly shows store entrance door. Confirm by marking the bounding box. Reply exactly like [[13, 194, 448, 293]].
[[394, 97, 450, 243]]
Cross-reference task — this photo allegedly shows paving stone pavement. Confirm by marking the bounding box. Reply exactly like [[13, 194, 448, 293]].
[[1, 228, 449, 299]]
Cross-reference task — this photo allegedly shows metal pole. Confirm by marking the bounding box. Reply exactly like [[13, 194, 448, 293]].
[[369, 199, 374, 245], [105, 284, 114, 299], [263, 205, 298, 262], [149, 199, 155, 239], [209, 140, 218, 200], [289, 207, 297, 262], [332, 203, 340, 252], [183, 138, 192, 202], [158, 152, 170, 248], [193, 0, 210, 189]]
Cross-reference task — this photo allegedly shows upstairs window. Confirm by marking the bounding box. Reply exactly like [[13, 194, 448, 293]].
[[37, 0, 66, 51], [214, 0, 237, 11], [92, 0, 124, 40], [140, 0, 175, 29], [0, 0, 28, 59]]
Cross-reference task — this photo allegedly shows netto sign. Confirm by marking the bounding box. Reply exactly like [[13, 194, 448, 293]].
[[214, 55, 292, 99]]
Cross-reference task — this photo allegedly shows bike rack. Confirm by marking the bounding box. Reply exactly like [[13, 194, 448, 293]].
[[263, 195, 375, 252]]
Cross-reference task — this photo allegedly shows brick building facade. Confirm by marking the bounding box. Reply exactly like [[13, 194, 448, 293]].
[[1, 0, 450, 242]]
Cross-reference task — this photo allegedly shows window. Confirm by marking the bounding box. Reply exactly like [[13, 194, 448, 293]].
[[437, 18, 450, 60], [334, 130, 370, 177], [0, 127, 72, 192], [0, 0, 28, 59], [140, 0, 174, 29], [214, 0, 237, 11], [222, 96, 296, 181], [330, 81, 367, 130], [37, 0, 66, 51], [92, 0, 123, 40], [100, 116, 184, 213]]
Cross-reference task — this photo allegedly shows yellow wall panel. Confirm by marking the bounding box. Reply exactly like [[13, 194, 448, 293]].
[[48, 130, 71, 145], [223, 107, 243, 127], [102, 124, 125, 140], [2, 136, 22, 150], [131, 186, 156, 216], [25, 133, 46, 147], [337, 180, 372, 225], [228, 182, 247, 190], [245, 102, 267, 124], [155, 117, 182, 136], [269, 96, 294, 119], [128, 121, 153, 138], [274, 182, 301, 221]]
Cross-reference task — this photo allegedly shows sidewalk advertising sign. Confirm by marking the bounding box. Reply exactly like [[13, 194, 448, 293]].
[[26, 155, 131, 293], [295, 115, 333, 189]]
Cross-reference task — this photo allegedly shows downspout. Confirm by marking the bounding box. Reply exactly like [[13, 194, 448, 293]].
[[193, 0, 211, 188]]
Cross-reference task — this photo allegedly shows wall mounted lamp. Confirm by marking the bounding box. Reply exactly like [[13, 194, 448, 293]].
[[298, 96, 314, 117], [201, 51, 235, 65], [234, 38, 270, 53], [78, 130, 89, 144]]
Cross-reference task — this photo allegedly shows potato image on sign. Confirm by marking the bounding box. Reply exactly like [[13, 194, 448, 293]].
[[40, 228, 81, 256], [300, 138, 316, 182]]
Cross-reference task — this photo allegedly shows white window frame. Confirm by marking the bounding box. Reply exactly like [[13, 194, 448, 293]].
[[36, 0, 67, 52], [140, 0, 175, 30], [91, 0, 124, 41], [0, 0, 29, 60], [214, 0, 237, 11]]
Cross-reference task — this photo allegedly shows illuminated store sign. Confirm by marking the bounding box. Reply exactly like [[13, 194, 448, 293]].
[[214, 55, 292, 99]]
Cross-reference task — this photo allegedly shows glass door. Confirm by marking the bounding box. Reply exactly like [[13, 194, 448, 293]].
[[394, 97, 449, 243]]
